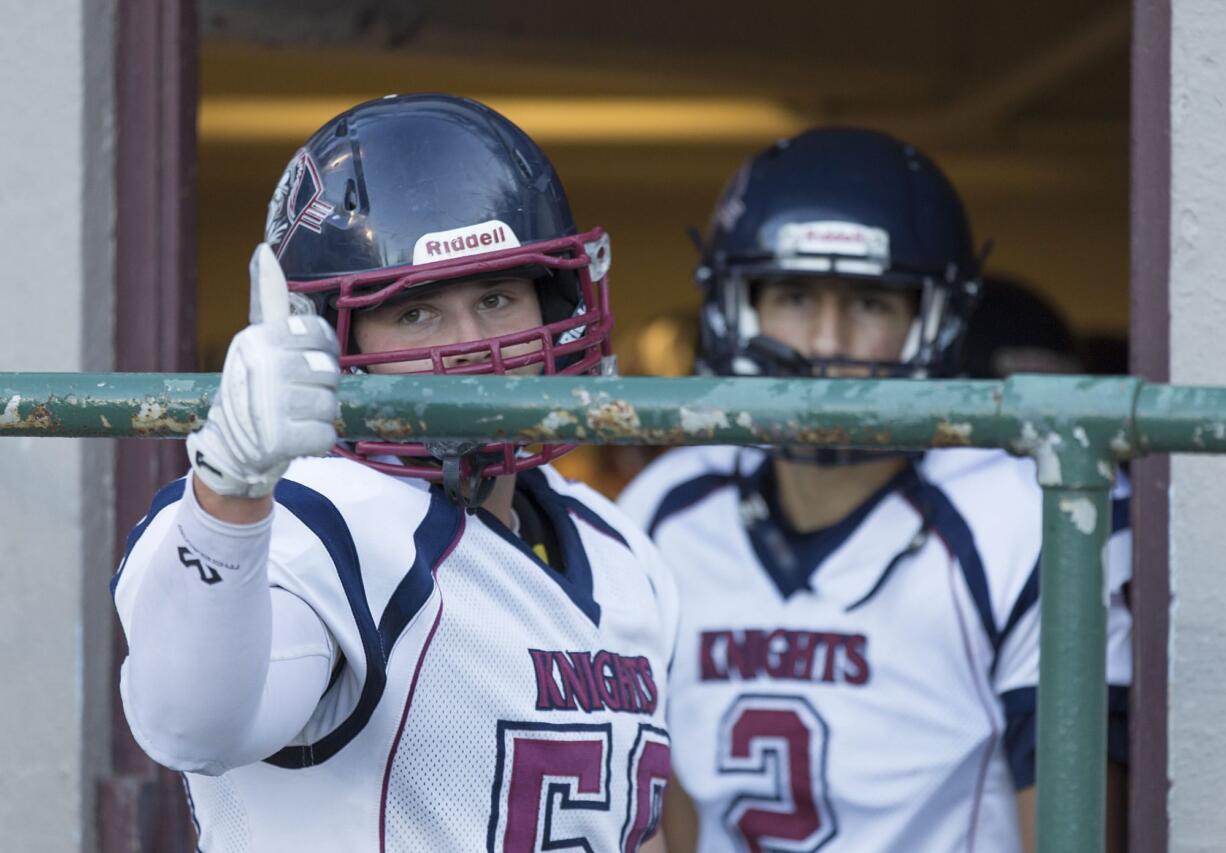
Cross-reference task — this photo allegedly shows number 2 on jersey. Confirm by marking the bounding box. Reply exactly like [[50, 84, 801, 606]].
[[718, 694, 837, 852], [488, 721, 670, 852]]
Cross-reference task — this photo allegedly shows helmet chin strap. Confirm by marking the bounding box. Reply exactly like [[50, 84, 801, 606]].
[[744, 335, 812, 375], [424, 440, 497, 509]]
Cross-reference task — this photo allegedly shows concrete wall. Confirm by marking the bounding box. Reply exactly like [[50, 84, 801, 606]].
[[1168, 1, 1226, 849], [0, 2, 116, 850]]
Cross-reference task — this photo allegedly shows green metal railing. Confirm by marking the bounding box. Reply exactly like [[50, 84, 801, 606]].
[[5, 371, 1224, 852]]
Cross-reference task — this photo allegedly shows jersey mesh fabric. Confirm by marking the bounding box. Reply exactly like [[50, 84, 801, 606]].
[[187, 774, 250, 853], [385, 518, 594, 847], [382, 509, 668, 850]]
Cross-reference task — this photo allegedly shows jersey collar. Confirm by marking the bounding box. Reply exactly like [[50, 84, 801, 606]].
[[736, 454, 922, 600], [474, 468, 614, 625]]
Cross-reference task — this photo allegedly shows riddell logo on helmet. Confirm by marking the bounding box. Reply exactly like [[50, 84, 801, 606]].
[[776, 221, 890, 262], [413, 220, 522, 265]]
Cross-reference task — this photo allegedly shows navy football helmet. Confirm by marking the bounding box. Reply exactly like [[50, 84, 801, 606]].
[[264, 94, 614, 497], [696, 128, 981, 381]]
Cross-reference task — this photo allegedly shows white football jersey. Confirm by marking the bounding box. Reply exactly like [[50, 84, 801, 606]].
[[113, 457, 678, 852], [619, 446, 1131, 853]]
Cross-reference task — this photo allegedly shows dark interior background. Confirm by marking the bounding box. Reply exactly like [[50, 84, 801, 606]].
[[195, 0, 1130, 485]]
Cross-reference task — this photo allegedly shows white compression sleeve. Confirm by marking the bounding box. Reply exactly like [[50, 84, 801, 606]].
[[122, 479, 334, 775]]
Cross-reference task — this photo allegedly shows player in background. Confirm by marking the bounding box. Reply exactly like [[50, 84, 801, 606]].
[[621, 129, 1130, 853], [960, 276, 1084, 379], [112, 95, 676, 852]]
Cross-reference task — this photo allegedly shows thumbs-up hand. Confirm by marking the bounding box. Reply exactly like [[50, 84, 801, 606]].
[[187, 244, 341, 499], [248, 242, 291, 325]]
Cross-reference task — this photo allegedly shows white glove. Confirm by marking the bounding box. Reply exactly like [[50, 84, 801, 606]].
[[187, 244, 341, 498]]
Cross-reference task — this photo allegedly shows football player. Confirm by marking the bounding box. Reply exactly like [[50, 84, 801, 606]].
[[113, 95, 676, 851], [620, 129, 1131, 852]]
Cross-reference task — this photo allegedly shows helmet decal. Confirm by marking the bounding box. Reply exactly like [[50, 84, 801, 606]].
[[713, 163, 751, 232], [264, 149, 334, 259]]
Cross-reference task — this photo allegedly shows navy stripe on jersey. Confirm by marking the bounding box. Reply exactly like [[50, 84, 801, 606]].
[[992, 559, 1040, 678], [646, 473, 733, 539], [910, 482, 1000, 652], [994, 492, 1127, 673], [264, 479, 382, 768], [1000, 685, 1129, 789], [1112, 494, 1129, 534], [540, 498, 602, 624], [481, 472, 603, 625], [266, 482, 462, 769], [1000, 687, 1036, 788], [378, 489, 463, 656], [557, 495, 630, 549], [994, 492, 1128, 674], [110, 477, 189, 596]]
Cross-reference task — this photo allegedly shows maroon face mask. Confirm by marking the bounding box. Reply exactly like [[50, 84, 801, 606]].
[[288, 228, 614, 483]]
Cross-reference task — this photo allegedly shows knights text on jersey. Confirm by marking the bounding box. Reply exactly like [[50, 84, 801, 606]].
[[618, 446, 1132, 853], [112, 458, 678, 852]]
